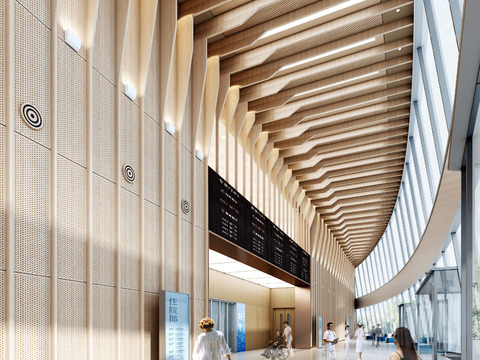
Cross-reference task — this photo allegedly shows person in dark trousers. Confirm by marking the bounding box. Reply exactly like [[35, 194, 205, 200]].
[[371, 326, 376, 347], [261, 330, 283, 359], [389, 327, 418, 360], [375, 324, 383, 347]]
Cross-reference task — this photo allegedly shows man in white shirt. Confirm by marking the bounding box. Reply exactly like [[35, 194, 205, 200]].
[[283, 321, 294, 357], [323, 322, 337, 360]]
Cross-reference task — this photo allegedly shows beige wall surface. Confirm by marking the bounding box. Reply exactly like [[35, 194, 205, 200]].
[[209, 269, 272, 351], [0, 0, 356, 358]]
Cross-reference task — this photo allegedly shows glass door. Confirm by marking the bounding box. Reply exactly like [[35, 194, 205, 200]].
[[209, 298, 237, 352]]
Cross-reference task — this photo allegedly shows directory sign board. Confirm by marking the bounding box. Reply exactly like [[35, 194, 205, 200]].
[[160, 291, 189, 360], [209, 167, 310, 284]]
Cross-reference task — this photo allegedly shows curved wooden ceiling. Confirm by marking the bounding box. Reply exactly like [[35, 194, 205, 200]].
[[182, 0, 413, 266]]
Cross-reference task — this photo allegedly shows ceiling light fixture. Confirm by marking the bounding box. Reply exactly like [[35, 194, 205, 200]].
[[208, 250, 294, 288], [280, 37, 376, 71], [259, 0, 365, 40], [396, 8, 401, 12], [294, 71, 380, 98]]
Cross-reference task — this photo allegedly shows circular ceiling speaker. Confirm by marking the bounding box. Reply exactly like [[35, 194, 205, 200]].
[[122, 164, 136, 183], [181, 199, 190, 214], [20, 103, 43, 129]]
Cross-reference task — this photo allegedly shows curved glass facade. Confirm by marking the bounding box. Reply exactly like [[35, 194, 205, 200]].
[[355, 0, 463, 335]]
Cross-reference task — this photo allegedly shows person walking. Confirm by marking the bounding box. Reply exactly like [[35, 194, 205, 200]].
[[323, 322, 337, 360], [283, 321, 294, 357], [355, 322, 365, 360], [192, 317, 232, 360], [375, 324, 383, 348], [371, 326, 376, 347], [344, 325, 351, 357], [389, 327, 418, 360]]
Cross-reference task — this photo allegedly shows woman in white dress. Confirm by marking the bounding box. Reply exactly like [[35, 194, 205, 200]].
[[355, 322, 365, 360], [344, 325, 351, 357], [192, 317, 232, 360]]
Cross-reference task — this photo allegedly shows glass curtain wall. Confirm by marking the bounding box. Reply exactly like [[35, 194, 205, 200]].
[[355, 0, 461, 336], [469, 99, 480, 359], [355, 222, 460, 340]]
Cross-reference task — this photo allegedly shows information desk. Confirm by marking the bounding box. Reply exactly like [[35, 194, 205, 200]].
[[209, 167, 310, 286]]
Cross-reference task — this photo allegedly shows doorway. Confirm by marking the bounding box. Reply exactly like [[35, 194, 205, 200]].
[[273, 308, 295, 348], [209, 298, 237, 352]]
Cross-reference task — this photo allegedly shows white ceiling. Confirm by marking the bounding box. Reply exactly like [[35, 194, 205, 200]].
[[209, 250, 294, 289]]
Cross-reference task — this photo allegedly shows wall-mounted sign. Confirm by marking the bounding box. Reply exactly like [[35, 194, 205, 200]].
[[160, 291, 189, 360], [208, 167, 310, 284]]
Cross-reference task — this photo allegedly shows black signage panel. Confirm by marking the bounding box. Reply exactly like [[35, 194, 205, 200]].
[[208, 166, 246, 248], [209, 167, 310, 284]]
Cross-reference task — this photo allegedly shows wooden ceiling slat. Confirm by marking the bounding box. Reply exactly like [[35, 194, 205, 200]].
[[230, 17, 413, 87], [219, 0, 413, 74], [193, 0, 414, 265]]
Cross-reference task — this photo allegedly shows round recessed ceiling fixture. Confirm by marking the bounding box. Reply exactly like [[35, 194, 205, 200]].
[[396, 8, 400, 12], [20, 103, 43, 129], [181, 199, 190, 214], [122, 164, 136, 183]]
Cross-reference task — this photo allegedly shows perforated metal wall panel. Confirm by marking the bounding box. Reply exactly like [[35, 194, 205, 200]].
[[144, 292, 159, 359], [180, 219, 192, 294], [57, 156, 86, 281], [194, 159, 205, 229], [121, 96, 140, 195], [0, 271, 5, 359], [57, 279, 86, 359], [121, 189, 140, 290], [180, 146, 192, 223], [16, 0, 51, 29], [164, 210, 177, 292], [121, 289, 140, 360], [57, 39, 87, 167], [92, 0, 116, 84], [180, 87, 193, 151], [144, 13, 160, 124], [144, 116, 160, 206], [0, 3, 4, 125], [92, 70, 116, 182], [14, 134, 50, 276], [164, 133, 177, 215], [123, 0, 139, 106], [92, 174, 115, 286], [14, 273, 50, 359], [15, 3, 51, 148], [144, 201, 160, 293], [194, 299, 205, 330], [93, 284, 115, 360], [194, 227, 205, 300], [57, 0, 87, 59], [0, 126, 5, 270]]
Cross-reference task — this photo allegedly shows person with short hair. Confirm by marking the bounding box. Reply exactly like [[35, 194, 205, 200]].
[[323, 322, 337, 360], [344, 325, 351, 357], [355, 322, 365, 360], [389, 327, 418, 360], [283, 321, 294, 357], [192, 317, 232, 360], [371, 326, 376, 347]]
